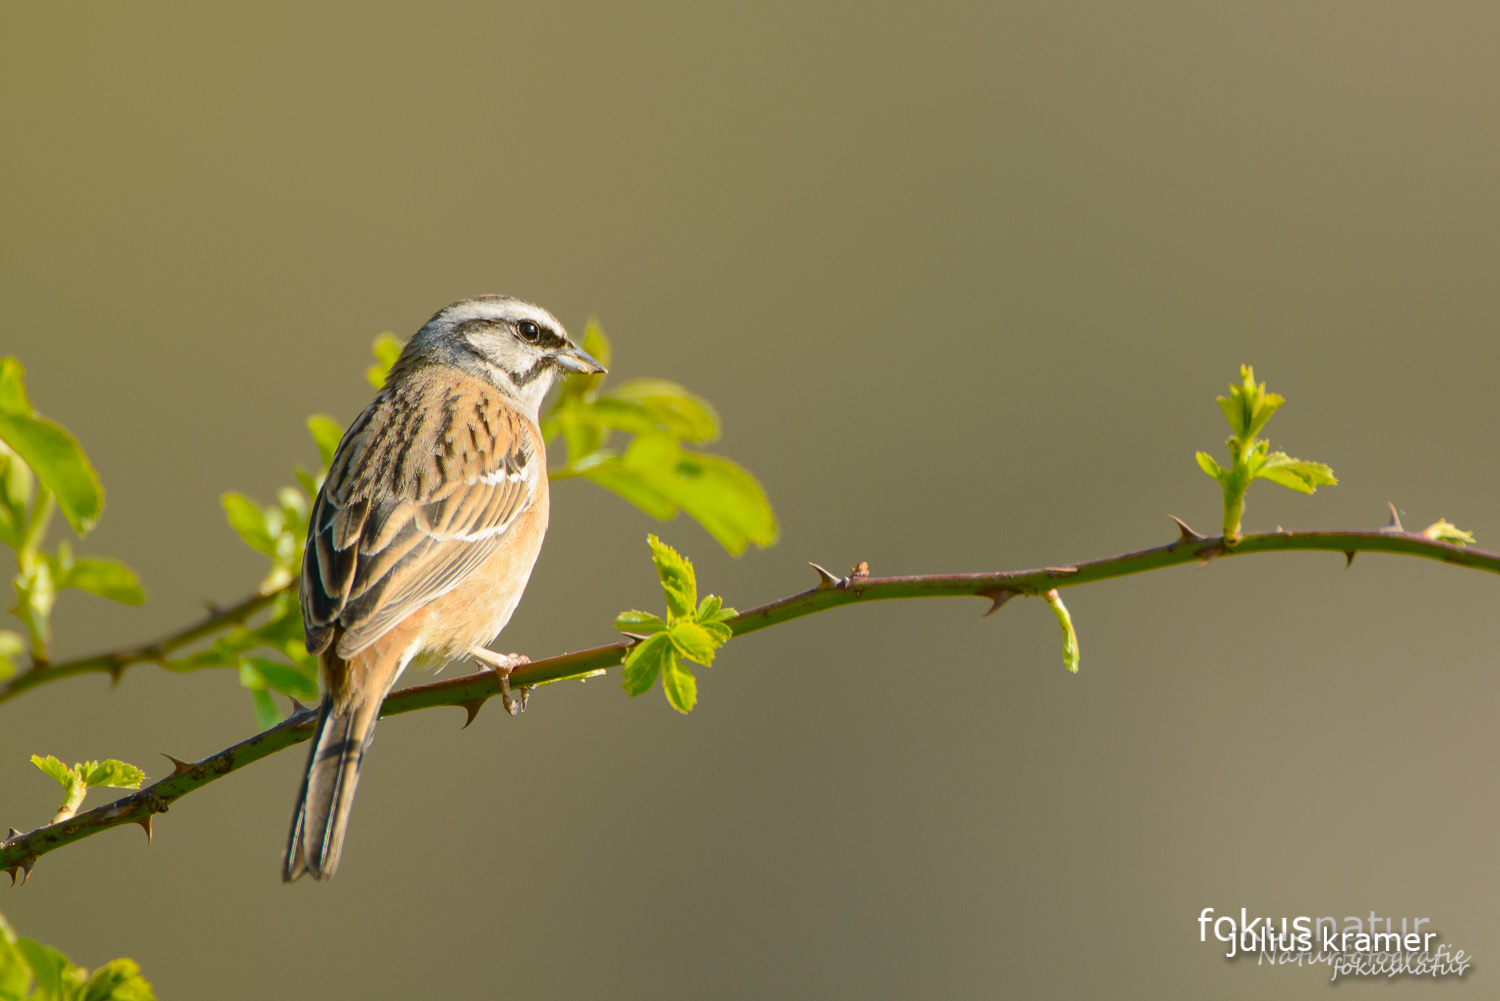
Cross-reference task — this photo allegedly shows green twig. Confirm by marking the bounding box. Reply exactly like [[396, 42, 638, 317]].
[[1044, 589, 1080, 674], [3, 524, 1496, 878]]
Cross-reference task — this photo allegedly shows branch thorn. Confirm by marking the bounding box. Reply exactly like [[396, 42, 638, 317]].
[[978, 589, 1018, 616], [6, 854, 36, 887], [1381, 502, 1405, 534], [1168, 515, 1204, 543], [808, 562, 842, 589], [162, 754, 195, 778], [135, 815, 154, 844], [458, 698, 488, 729], [288, 697, 310, 715], [1344, 551, 1356, 569]]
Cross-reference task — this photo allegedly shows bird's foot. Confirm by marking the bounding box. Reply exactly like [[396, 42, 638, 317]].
[[470, 648, 532, 715]]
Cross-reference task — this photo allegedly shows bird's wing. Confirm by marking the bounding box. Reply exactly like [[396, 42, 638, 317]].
[[301, 369, 542, 659]]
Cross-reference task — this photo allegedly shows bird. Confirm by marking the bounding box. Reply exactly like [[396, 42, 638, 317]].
[[283, 295, 604, 883]]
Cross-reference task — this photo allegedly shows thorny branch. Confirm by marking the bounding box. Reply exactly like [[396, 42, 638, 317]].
[[4, 523, 1498, 881], [0, 588, 284, 705]]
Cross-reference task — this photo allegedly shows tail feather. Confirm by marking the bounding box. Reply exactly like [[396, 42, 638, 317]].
[[282, 690, 383, 882]]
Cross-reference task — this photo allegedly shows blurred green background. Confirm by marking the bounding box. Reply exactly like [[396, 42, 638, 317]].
[[2, 2, 1497, 997]]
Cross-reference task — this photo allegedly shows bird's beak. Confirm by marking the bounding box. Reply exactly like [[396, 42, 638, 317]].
[[554, 343, 607, 375]]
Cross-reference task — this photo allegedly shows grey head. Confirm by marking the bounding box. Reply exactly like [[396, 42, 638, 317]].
[[393, 295, 605, 420]]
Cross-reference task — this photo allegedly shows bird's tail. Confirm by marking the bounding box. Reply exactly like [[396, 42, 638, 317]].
[[283, 648, 396, 883]]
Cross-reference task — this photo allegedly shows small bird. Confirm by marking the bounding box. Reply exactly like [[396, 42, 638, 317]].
[[283, 295, 604, 882]]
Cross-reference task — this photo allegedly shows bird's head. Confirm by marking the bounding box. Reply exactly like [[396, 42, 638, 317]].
[[399, 295, 605, 418]]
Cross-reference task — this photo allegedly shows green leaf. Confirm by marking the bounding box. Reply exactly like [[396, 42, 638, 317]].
[[15, 939, 72, 1000], [614, 610, 667, 634], [168, 650, 237, 673], [82, 959, 155, 1001], [621, 632, 674, 697], [30, 754, 73, 789], [579, 462, 678, 520], [661, 657, 697, 713], [169, 628, 263, 672], [1, 916, 153, 1001], [306, 415, 343, 468], [668, 620, 719, 666], [0, 358, 31, 417], [240, 655, 318, 702], [1422, 518, 1475, 546], [294, 465, 321, 500], [699, 620, 733, 645], [608, 379, 721, 443], [0, 414, 103, 536], [15, 559, 58, 661], [582, 451, 777, 555], [1255, 454, 1337, 494], [1215, 395, 1242, 438], [259, 564, 295, 594], [0, 630, 22, 682], [366, 334, 404, 388], [659, 451, 778, 555], [61, 558, 145, 605], [221, 493, 277, 555], [0, 919, 30, 1001], [284, 642, 320, 678], [277, 485, 308, 524], [613, 455, 769, 553], [646, 534, 697, 618], [692, 594, 736, 632], [249, 688, 282, 731], [81, 760, 145, 790], [1195, 451, 1226, 483], [623, 430, 681, 474], [0, 441, 34, 549], [557, 416, 607, 462], [252, 604, 307, 650], [550, 384, 724, 455], [554, 398, 658, 439]]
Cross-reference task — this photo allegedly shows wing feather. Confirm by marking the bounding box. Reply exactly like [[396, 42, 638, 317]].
[[301, 369, 541, 659]]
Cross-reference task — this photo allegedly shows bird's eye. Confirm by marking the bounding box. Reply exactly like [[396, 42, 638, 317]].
[[517, 320, 541, 342]]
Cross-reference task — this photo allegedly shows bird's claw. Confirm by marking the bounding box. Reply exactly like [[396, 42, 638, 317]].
[[470, 649, 533, 716], [499, 668, 532, 716]]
